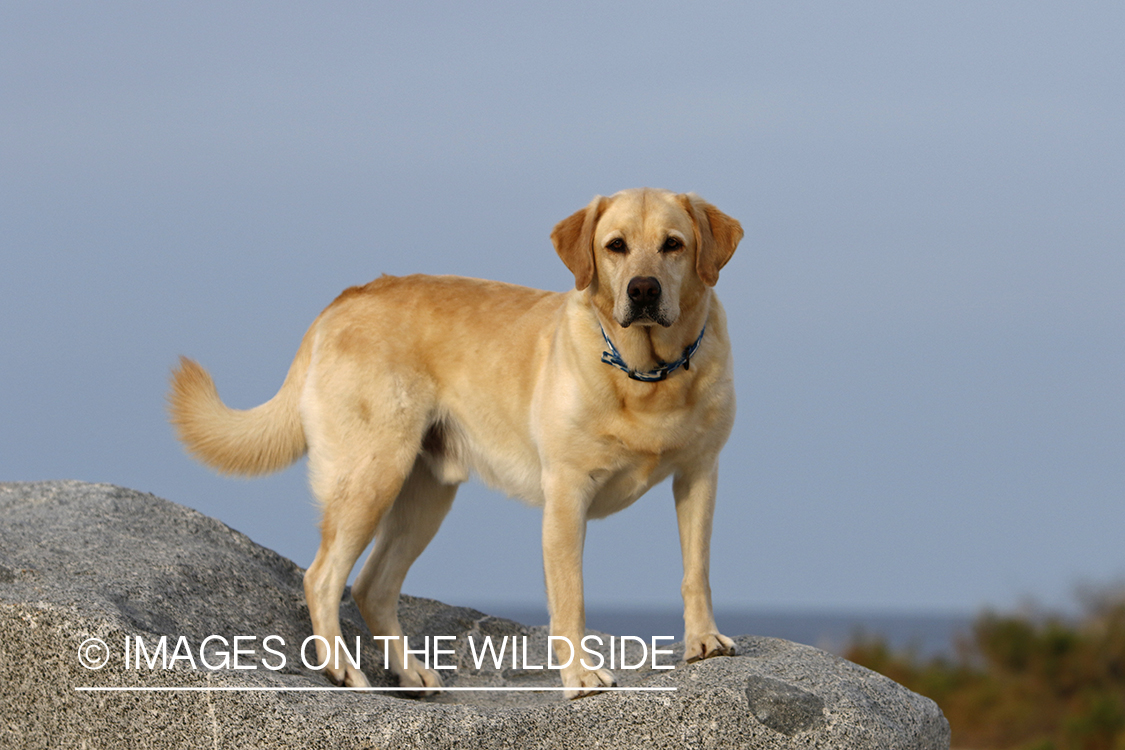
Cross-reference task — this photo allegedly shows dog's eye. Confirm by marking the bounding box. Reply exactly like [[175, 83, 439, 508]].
[[606, 238, 627, 253], [662, 236, 683, 252]]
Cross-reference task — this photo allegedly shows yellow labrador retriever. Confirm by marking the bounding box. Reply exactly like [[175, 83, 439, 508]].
[[168, 187, 742, 697]]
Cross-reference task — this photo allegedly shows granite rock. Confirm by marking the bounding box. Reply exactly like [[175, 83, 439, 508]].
[[0, 481, 950, 749]]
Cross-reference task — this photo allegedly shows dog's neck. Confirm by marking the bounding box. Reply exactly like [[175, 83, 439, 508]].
[[595, 300, 712, 382], [600, 324, 705, 382]]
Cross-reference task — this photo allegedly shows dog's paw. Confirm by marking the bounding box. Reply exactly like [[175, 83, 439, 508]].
[[396, 658, 444, 698], [562, 665, 617, 700], [324, 662, 371, 689], [683, 632, 737, 663]]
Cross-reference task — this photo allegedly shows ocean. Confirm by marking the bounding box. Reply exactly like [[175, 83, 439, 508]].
[[482, 604, 974, 660]]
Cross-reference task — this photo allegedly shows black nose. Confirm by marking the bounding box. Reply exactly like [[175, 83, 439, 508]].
[[627, 276, 662, 305]]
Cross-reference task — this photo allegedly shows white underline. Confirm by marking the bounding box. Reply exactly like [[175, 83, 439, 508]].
[[75, 686, 676, 693]]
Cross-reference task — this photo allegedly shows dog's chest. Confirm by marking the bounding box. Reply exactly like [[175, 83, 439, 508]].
[[602, 387, 713, 456], [580, 405, 703, 518], [585, 450, 674, 519]]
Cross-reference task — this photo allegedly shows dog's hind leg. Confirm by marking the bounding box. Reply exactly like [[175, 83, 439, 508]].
[[303, 441, 421, 688], [352, 459, 458, 693]]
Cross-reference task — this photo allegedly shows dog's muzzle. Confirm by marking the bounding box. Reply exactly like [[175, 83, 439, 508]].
[[622, 276, 670, 327]]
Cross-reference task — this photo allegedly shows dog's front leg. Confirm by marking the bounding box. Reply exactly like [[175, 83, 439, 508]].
[[542, 475, 616, 699], [673, 463, 737, 663]]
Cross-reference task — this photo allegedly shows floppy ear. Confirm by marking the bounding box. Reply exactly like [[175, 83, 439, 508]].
[[551, 195, 606, 291], [681, 193, 743, 287]]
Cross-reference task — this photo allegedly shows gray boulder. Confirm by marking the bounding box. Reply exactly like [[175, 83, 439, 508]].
[[0, 481, 950, 749]]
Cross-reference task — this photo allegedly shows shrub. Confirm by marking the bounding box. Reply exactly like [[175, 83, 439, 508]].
[[844, 588, 1125, 750]]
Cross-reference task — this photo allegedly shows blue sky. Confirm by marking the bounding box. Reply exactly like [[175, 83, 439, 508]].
[[2, 2, 1122, 615]]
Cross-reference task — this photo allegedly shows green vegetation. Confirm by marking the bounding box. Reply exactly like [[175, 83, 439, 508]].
[[845, 589, 1125, 750]]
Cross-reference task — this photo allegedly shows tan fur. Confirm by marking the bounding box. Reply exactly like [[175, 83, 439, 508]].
[[169, 188, 743, 698], [168, 336, 311, 476]]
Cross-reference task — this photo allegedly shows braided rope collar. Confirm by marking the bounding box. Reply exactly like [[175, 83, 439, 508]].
[[599, 324, 706, 382]]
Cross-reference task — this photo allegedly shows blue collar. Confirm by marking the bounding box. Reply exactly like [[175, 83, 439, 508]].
[[600, 324, 706, 382]]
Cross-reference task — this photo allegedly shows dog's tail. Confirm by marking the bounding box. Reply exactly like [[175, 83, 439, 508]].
[[168, 331, 313, 477]]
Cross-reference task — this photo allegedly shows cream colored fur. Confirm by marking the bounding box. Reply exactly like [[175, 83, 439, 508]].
[[168, 188, 743, 698]]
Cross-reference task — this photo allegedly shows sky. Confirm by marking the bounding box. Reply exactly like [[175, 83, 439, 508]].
[[2, 2, 1122, 617]]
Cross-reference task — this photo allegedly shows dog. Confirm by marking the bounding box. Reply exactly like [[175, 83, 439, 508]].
[[168, 187, 743, 698]]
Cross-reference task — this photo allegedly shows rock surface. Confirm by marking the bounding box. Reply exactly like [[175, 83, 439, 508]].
[[0, 481, 950, 749]]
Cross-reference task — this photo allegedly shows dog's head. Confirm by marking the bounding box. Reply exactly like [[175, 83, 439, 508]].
[[551, 188, 743, 329]]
